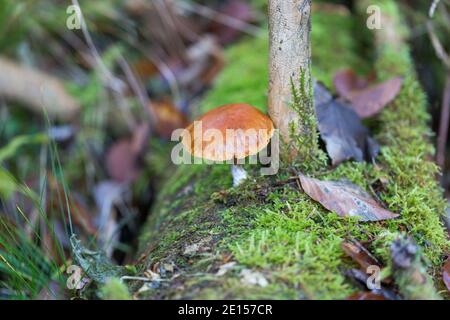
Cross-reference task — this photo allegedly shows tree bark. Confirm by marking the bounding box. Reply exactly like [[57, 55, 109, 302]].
[[268, 0, 312, 146]]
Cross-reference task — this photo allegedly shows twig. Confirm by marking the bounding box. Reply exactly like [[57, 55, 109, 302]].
[[427, 1, 450, 168], [437, 73, 450, 168], [176, 0, 262, 37], [426, 20, 450, 69], [71, 0, 137, 131], [429, 0, 441, 18], [117, 55, 157, 129]]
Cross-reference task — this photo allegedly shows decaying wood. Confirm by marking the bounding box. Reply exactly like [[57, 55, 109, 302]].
[[0, 57, 80, 121], [268, 0, 312, 145]]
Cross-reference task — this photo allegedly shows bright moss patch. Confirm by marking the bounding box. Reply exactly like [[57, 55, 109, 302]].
[[137, 3, 449, 299]]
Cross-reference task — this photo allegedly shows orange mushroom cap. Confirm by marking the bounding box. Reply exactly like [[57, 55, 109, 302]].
[[182, 103, 274, 162]]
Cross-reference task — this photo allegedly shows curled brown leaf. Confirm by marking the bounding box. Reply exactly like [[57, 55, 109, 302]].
[[341, 240, 380, 271], [299, 174, 399, 222], [333, 69, 403, 119]]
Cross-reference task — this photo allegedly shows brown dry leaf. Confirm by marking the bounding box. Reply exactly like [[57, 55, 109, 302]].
[[130, 123, 150, 154], [443, 257, 450, 292], [333, 69, 403, 119], [106, 139, 139, 183], [0, 57, 80, 121], [314, 82, 379, 166], [132, 59, 158, 80], [299, 174, 399, 222], [333, 69, 372, 96], [342, 240, 380, 270], [347, 292, 387, 300], [106, 122, 150, 183], [149, 101, 188, 139]]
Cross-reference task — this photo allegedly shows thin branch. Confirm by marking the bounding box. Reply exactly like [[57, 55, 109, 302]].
[[429, 0, 441, 18], [176, 0, 262, 37], [436, 72, 450, 168], [426, 20, 450, 69]]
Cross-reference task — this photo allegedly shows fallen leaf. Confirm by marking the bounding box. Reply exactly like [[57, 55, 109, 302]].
[[333, 69, 372, 97], [333, 69, 403, 119], [314, 82, 380, 166], [299, 174, 399, 221], [105, 123, 149, 183], [132, 58, 158, 80], [130, 123, 150, 154], [0, 57, 80, 121], [342, 240, 380, 270], [442, 257, 450, 292], [149, 101, 188, 139], [106, 140, 139, 183], [347, 292, 387, 300]]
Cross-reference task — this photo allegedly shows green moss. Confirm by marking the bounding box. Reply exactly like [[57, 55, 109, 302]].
[[99, 278, 132, 300], [288, 71, 326, 171], [138, 3, 449, 299]]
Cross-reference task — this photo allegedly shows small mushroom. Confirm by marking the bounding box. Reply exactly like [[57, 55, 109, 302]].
[[181, 103, 274, 186]]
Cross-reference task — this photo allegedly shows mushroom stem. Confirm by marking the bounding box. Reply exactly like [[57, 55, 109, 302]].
[[231, 164, 248, 187]]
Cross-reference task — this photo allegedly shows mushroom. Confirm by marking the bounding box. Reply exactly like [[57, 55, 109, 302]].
[[181, 103, 274, 186]]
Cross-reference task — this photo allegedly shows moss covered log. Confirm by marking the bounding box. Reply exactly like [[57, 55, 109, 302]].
[[136, 1, 449, 299]]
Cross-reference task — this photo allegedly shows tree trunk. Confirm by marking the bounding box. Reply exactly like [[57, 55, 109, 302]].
[[268, 0, 312, 149]]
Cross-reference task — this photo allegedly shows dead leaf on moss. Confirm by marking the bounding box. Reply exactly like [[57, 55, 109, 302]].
[[314, 82, 380, 166], [347, 291, 387, 300], [149, 100, 188, 139], [443, 257, 450, 292], [333, 69, 403, 119], [342, 240, 381, 270], [299, 174, 399, 221]]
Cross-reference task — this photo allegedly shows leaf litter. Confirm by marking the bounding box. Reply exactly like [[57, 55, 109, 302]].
[[314, 82, 380, 166], [299, 173, 399, 222], [333, 68, 403, 119]]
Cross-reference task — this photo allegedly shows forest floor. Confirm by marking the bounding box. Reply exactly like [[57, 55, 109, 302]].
[[0, 0, 449, 300]]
